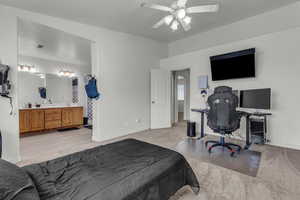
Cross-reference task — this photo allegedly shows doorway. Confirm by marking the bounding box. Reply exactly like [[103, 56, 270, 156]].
[[17, 19, 95, 164], [171, 69, 190, 125]]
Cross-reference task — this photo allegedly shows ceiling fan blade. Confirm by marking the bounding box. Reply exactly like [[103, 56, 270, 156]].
[[177, 0, 188, 7], [141, 3, 173, 12], [179, 19, 191, 32], [186, 4, 219, 14], [153, 18, 166, 29]]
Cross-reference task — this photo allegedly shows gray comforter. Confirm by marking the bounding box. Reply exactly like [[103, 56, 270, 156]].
[[2, 139, 200, 200]]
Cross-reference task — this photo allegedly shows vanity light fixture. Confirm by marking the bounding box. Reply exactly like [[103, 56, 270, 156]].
[[18, 65, 36, 73], [58, 70, 75, 78]]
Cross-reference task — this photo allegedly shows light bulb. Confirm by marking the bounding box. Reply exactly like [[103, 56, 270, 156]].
[[29, 67, 36, 73], [171, 20, 179, 31], [183, 16, 192, 25], [164, 15, 173, 26], [177, 9, 186, 19]]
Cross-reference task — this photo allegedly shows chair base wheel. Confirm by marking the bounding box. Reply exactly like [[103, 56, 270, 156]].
[[206, 139, 241, 157]]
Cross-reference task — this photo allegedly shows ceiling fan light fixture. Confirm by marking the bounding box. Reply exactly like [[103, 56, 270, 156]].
[[164, 15, 174, 25], [183, 16, 192, 25], [142, 0, 219, 32], [171, 20, 179, 31], [176, 9, 186, 19]]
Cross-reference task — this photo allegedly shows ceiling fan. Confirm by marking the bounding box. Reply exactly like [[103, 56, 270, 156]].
[[141, 0, 219, 31]]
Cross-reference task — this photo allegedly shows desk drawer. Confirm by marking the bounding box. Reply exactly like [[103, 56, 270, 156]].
[[45, 109, 62, 121]]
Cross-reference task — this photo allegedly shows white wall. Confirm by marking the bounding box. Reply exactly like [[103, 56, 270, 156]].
[[161, 26, 300, 150], [178, 101, 184, 113], [0, 4, 167, 162], [168, 2, 300, 57], [0, 8, 20, 163]]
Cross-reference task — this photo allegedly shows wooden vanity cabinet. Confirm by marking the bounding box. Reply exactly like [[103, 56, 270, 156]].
[[62, 108, 73, 127], [19, 110, 31, 133], [19, 107, 83, 134], [62, 107, 83, 127], [72, 107, 84, 125], [30, 110, 45, 131], [45, 109, 62, 129]]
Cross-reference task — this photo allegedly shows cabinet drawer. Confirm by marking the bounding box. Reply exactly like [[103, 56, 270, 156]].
[[45, 120, 61, 129], [45, 109, 62, 121]]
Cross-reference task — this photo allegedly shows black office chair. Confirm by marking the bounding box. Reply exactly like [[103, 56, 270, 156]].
[[205, 86, 242, 157]]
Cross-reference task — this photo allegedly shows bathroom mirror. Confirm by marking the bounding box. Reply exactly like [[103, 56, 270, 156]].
[[45, 74, 73, 104], [18, 71, 78, 108]]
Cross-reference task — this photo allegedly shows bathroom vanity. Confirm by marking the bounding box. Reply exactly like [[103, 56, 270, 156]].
[[19, 106, 83, 134]]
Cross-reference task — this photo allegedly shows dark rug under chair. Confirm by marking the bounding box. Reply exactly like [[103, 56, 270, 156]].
[[176, 138, 261, 177]]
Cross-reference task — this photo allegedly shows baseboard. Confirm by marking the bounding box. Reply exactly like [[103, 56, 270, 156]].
[[92, 126, 150, 143], [267, 142, 300, 151]]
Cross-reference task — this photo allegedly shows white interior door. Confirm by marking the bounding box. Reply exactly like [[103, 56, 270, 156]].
[[151, 69, 171, 129]]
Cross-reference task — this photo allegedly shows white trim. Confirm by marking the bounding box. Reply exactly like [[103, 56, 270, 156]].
[[91, 42, 101, 142]]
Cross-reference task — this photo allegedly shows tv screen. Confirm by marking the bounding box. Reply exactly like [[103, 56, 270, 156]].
[[210, 48, 255, 81]]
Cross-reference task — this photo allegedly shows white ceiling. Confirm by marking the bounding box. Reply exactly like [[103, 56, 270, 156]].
[[1, 0, 299, 42], [18, 20, 92, 66]]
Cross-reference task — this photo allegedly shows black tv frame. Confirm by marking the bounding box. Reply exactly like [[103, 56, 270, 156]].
[[210, 48, 256, 81]]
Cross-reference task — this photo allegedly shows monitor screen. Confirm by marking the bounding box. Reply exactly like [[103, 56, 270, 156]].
[[240, 88, 271, 110], [210, 48, 255, 81]]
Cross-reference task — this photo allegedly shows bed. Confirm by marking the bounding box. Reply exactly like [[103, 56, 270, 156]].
[[1, 139, 199, 200]]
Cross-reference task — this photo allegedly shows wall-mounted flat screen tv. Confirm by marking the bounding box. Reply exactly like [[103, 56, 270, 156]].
[[210, 48, 255, 81]]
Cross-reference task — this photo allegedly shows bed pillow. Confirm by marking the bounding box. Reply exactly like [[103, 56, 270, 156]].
[[0, 159, 40, 200]]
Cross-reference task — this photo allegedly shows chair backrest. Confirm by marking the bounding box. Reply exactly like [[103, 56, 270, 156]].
[[207, 86, 240, 134]]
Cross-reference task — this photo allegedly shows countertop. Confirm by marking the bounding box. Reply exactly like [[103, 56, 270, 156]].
[[19, 105, 83, 110]]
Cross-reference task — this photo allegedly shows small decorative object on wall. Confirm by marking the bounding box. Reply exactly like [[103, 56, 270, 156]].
[[198, 75, 209, 97]]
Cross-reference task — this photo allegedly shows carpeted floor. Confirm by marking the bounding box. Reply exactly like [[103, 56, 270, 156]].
[[18, 123, 300, 200]]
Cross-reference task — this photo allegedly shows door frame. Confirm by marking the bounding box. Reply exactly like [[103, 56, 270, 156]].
[[16, 18, 101, 162], [171, 69, 190, 125]]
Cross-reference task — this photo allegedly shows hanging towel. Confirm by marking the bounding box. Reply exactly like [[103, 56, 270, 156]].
[[85, 77, 100, 99], [39, 87, 47, 99]]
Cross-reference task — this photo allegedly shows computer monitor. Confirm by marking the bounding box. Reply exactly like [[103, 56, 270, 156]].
[[240, 88, 271, 110]]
